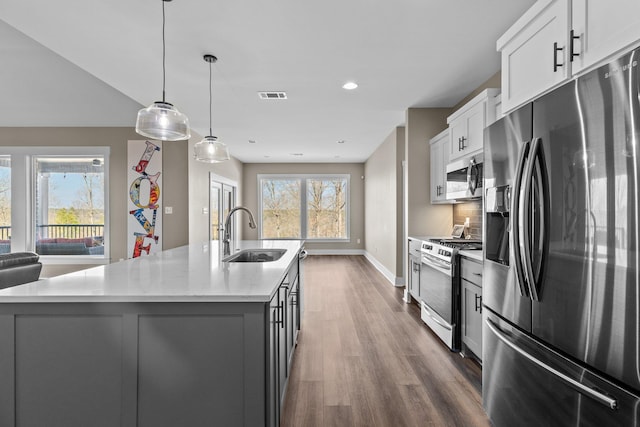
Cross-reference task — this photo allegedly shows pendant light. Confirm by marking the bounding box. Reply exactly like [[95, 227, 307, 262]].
[[194, 54, 230, 163], [135, 0, 191, 141]]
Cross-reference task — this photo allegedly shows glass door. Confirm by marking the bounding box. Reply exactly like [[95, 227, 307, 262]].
[[209, 176, 236, 242], [210, 181, 222, 241]]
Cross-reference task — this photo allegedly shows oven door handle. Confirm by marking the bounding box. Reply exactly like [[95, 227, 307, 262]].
[[421, 256, 452, 276]]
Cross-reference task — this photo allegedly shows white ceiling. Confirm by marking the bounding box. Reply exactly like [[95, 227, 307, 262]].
[[0, 0, 535, 163]]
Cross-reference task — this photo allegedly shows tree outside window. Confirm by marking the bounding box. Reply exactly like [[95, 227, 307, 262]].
[[307, 179, 346, 239], [260, 175, 349, 240], [262, 179, 301, 238]]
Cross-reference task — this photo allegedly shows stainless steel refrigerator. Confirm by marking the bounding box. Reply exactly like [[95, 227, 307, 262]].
[[483, 46, 640, 426]]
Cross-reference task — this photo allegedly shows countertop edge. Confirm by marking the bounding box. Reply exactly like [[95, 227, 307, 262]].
[[0, 240, 305, 303]]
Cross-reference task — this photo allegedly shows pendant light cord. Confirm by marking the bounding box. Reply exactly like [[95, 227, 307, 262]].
[[162, 0, 166, 103], [209, 60, 213, 136]]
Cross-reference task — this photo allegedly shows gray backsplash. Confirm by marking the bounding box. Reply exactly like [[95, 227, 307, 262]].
[[452, 200, 483, 240]]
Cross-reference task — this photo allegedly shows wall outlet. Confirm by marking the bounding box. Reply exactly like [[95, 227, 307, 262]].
[[357, 238, 361, 244], [202, 207, 208, 215], [164, 206, 173, 214]]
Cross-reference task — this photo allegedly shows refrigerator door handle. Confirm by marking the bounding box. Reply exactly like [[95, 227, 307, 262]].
[[511, 140, 531, 297], [521, 137, 543, 301], [486, 318, 619, 410]]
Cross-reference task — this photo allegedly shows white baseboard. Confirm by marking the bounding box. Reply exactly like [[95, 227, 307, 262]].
[[305, 249, 366, 256], [363, 251, 405, 287]]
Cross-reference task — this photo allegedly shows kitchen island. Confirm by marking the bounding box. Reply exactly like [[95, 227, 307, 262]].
[[0, 240, 304, 427]]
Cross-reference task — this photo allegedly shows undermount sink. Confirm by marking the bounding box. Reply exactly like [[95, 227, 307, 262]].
[[223, 248, 287, 263]]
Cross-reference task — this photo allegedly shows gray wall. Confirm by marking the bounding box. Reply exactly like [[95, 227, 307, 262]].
[[405, 108, 454, 237], [364, 126, 405, 279], [242, 163, 365, 252], [0, 127, 190, 277], [187, 131, 244, 244]]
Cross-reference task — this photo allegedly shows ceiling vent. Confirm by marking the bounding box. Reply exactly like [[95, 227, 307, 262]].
[[258, 91, 287, 100]]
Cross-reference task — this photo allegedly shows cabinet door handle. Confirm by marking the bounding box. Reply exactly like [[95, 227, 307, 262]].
[[553, 42, 564, 72], [460, 136, 467, 150], [458, 137, 462, 151], [570, 30, 580, 62], [280, 302, 285, 329], [475, 294, 482, 313]]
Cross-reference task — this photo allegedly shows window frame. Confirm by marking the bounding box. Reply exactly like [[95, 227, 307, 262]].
[[4, 146, 110, 265], [257, 173, 350, 242]]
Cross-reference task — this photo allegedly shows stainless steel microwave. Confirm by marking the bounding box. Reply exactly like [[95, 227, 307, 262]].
[[445, 154, 483, 200]]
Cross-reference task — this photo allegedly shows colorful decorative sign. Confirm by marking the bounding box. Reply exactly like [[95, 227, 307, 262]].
[[127, 140, 162, 258]]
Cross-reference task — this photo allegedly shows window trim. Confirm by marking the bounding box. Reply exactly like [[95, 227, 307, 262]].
[[4, 146, 110, 265], [257, 173, 350, 242]]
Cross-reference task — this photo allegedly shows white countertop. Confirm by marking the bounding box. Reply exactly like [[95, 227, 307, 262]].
[[459, 249, 483, 262], [0, 240, 304, 303]]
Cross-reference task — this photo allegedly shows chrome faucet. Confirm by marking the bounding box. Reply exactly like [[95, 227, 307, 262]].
[[223, 206, 257, 255]]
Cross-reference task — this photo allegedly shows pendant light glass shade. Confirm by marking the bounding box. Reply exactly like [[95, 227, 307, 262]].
[[135, 0, 190, 141], [136, 101, 190, 141], [194, 135, 230, 163], [194, 54, 230, 163]]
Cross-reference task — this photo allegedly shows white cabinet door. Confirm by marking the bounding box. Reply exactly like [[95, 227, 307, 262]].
[[447, 89, 498, 161], [448, 117, 467, 161], [429, 129, 448, 203], [571, 0, 640, 74], [461, 257, 483, 360], [462, 280, 483, 360], [465, 103, 486, 155], [498, 0, 570, 114]]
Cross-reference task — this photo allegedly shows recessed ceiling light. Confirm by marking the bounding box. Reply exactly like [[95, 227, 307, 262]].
[[248, 140, 256, 144], [337, 140, 345, 144], [264, 155, 271, 158], [290, 153, 304, 157], [342, 82, 358, 90]]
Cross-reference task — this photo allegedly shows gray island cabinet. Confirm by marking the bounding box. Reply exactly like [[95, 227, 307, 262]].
[[0, 240, 304, 427]]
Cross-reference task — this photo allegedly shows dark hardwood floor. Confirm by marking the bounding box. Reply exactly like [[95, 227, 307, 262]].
[[281, 255, 490, 427]]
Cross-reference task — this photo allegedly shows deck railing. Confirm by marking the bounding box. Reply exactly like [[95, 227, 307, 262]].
[[0, 226, 9, 241], [37, 224, 104, 239], [0, 225, 105, 241]]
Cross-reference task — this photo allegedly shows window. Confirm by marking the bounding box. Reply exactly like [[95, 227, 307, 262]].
[[259, 174, 349, 240], [35, 156, 105, 256], [0, 156, 10, 254], [2, 147, 109, 263]]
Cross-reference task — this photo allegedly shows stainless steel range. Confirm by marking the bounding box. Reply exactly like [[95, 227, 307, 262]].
[[419, 238, 482, 351]]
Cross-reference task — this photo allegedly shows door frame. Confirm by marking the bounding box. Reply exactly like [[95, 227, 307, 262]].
[[209, 173, 238, 242]]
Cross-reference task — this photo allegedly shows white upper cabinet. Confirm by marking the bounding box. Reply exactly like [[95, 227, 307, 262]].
[[498, 0, 640, 114], [571, 0, 640, 74], [447, 88, 500, 162], [494, 94, 503, 121], [498, 0, 570, 114], [429, 128, 449, 204]]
